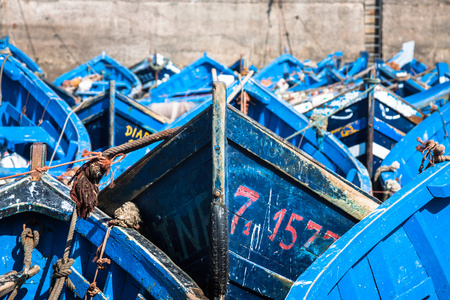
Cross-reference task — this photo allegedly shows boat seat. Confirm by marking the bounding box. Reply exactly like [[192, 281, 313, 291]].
[[0, 126, 63, 159]]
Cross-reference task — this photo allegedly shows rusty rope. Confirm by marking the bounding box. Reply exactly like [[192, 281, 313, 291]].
[[417, 137, 450, 173], [0, 155, 100, 183], [85, 226, 112, 299], [48, 209, 77, 300]]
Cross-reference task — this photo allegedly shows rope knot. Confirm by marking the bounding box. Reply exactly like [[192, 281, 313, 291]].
[[51, 258, 75, 291], [417, 137, 450, 173], [96, 258, 111, 270], [87, 282, 101, 296]]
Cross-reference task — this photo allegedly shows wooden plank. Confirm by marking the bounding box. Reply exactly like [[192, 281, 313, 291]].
[[109, 80, 115, 148], [368, 228, 429, 299], [337, 257, 380, 299]]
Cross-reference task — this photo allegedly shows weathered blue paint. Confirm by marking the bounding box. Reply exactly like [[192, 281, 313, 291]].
[[0, 173, 206, 299], [404, 80, 450, 113], [376, 59, 426, 97], [54, 52, 142, 99], [72, 86, 168, 152], [0, 54, 91, 177], [286, 161, 450, 300], [253, 53, 304, 90], [111, 79, 371, 192], [129, 53, 181, 91], [0, 36, 44, 77], [98, 84, 379, 299], [227, 79, 372, 192], [254, 52, 366, 94], [308, 83, 424, 176], [380, 100, 450, 193], [148, 53, 235, 98]]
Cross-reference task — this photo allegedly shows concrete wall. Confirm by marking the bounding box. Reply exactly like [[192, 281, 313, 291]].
[[0, 0, 365, 79], [2, 0, 448, 79], [382, 0, 450, 66]]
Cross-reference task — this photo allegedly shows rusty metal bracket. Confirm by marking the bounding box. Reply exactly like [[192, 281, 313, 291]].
[[30, 143, 47, 181]]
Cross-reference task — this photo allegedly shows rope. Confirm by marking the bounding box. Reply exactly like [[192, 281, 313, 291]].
[[102, 127, 180, 157], [8, 223, 40, 300], [85, 227, 112, 299], [37, 96, 55, 127], [16, 0, 37, 61], [417, 138, 450, 174], [49, 110, 75, 166], [48, 209, 77, 300], [285, 85, 376, 141], [0, 54, 12, 105], [0, 156, 99, 182]]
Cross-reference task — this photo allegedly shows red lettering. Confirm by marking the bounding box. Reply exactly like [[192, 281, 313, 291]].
[[303, 220, 323, 248], [269, 209, 287, 241], [243, 220, 252, 236], [230, 186, 259, 234], [324, 230, 340, 241], [279, 213, 303, 250]]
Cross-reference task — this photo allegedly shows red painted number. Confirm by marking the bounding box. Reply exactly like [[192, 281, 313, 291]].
[[303, 220, 323, 248], [324, 230, 340, 241], [279, 213, 303, 250], [268, 210, 303, 250], [230, 186, 259, 234], [268, 209, 287, 241], [243, 221, 252, 236]]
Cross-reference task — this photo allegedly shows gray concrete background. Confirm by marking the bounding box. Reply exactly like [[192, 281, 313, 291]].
[[0, 0, 448, 79]]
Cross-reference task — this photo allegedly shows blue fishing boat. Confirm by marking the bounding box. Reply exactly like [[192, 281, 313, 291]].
[[227, 78, 372, 192], [54, 52, 142, 100], [379, 98, 450, 195], [148, 53, 235, 98], [229, 57, 258, 75], [376, 59, 426, 97], [129, 53, 180, 91], [0, 143, 206, 299], [114, 78, 372, 192], [254, 52, 346, 93], [253, 53, 304, 90], [0, 36, 80, 107], [305, 79, 425, 177], [286, 160, 450, 300], [0, 53, 90, 179], [403, 80, 450, 114], [0, 36, 44, 77], [71, 82, 168, 152], [98, 82, 379, 299]]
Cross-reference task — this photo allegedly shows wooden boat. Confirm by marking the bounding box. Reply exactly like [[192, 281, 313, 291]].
[[98, 82, 379, 299], [0, 36, 44, 77], [379, 99, 450, 194], [226, 78, 372, 192], [148, 53, 235, 98], [286, 160, 450, 300], [404, 78, 450, 114], [115, 78, 372, 193], [253, 53, 304, 90], [376, 59, 426, 97], [129, 53, 180, 91], [0, 143, 206, 299], [54, 52, 142, 100], [72, 82, 168, 152], [0, 53, 90, 179], [305, 79, 425, 177], [0, 36, 81, 107]]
